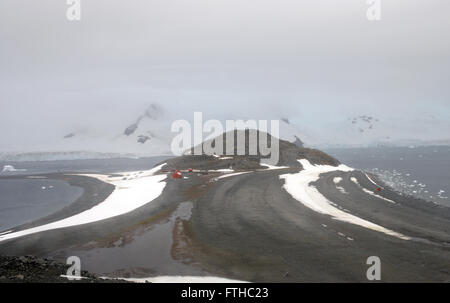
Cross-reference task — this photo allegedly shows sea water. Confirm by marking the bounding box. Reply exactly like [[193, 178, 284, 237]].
[[325, 145, 450, 207]]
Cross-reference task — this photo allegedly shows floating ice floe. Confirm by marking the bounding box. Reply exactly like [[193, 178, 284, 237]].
[[2, 165, 26, 173], [369, 168, 449, 203], [0, 164, 167, 242], [280, 159, 410, 240]]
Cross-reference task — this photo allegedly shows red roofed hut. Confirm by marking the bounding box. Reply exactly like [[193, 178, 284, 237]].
[[172, 170, 183, 179]]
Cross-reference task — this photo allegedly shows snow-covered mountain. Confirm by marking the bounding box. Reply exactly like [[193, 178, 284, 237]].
[[58, 104, 174, 157], [1, 103, 313, 161], [58, 104, 313, 155]]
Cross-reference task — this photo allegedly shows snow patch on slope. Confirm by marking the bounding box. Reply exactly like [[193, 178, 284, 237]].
[[333, 177, 348, 194], [350, 177, 396, 204], [216, 171, 253, 180], [280, 160, 410, 240]]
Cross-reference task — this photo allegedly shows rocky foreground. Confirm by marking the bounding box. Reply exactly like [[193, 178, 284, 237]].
[[0, 256, 126, 283]]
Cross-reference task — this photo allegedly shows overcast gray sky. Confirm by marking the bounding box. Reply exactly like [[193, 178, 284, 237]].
[[1, 0, 450, 151]]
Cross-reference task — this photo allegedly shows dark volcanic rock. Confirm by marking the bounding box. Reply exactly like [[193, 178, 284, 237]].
[[124, 123, 139, 136], [123, 104, 163, 137], [63, 133, 75, 139], [281, 117, 290, 124], [137, 135, 151, 144]]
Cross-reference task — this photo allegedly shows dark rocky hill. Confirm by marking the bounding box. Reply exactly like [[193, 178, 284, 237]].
[[161, 129, 339, 170]]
